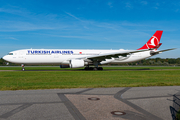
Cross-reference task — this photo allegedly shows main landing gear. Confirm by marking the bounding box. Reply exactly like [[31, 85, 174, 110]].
[[84, 67, 103, 71], [21, 64, 25, 71]]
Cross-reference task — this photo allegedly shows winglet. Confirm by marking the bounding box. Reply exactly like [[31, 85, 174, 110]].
[[138, 30, 163, 50]]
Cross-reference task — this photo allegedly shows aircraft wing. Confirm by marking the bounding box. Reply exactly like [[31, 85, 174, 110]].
[[150, 48, 176, 56], [157, 48, 176, 52], [80, 49, 152, 62]]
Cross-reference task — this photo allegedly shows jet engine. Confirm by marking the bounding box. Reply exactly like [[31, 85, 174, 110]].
[[69, 59, 85, 68]]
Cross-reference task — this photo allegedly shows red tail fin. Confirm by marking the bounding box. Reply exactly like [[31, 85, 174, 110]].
[[138, 30, 163, 50]]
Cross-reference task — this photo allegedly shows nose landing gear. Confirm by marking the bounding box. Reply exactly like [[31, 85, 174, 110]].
[[21, 64, 25, 71]]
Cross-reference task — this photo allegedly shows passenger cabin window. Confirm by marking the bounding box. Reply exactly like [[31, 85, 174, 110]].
[[8, 53, 13, 55]]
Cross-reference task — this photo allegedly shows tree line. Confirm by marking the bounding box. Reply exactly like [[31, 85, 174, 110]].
[[128, 58, 180, 66], [1, 57, 180, 66]]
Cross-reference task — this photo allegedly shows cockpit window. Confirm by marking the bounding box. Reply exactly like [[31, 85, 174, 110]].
[[8, 53, 13, 55]]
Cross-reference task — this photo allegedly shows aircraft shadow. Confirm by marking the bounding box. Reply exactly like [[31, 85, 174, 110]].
[[169, 92, 180, 120]]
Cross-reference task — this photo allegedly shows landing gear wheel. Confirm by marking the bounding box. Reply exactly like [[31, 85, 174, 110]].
[[98, 67, 103, 70], [84, 67, 89, 70], [90, 67, 94, 70], [84, 67, 103, 70], [93, 67, 98, 71]]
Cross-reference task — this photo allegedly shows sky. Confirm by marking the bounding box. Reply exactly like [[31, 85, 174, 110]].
[[0, 0, 180, 58]]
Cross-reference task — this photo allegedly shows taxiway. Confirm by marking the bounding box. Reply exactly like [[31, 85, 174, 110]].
[[0, 86, 180, 120]]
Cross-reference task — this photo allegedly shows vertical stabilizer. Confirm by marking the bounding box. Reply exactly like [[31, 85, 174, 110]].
[[138, 30, 163, 50]]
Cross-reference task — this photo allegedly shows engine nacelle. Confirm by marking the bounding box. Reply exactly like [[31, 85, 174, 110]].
[[60, 65, 70, 68], [69, 59, 85, 68]]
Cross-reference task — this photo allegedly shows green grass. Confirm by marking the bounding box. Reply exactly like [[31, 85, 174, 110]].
[[177, 110, 180, 120], [0, 66, 180, 90]]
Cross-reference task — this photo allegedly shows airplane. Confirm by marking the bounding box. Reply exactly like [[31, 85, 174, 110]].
[[3, 30, 175, 71]]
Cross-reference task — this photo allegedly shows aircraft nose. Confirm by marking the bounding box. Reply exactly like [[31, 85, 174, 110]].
[[3, 55, 8, 61]]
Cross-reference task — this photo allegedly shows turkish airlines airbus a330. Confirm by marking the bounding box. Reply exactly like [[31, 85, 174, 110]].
[[3, 30, 175, 71]]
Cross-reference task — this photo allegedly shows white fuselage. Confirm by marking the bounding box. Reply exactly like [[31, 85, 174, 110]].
[[3, 49, 152, 65]]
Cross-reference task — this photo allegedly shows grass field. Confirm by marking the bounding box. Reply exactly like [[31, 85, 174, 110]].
[[0, 66, 180, 90]]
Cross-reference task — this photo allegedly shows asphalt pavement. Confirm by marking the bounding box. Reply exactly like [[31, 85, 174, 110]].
[[0, 86, 180, 120]]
